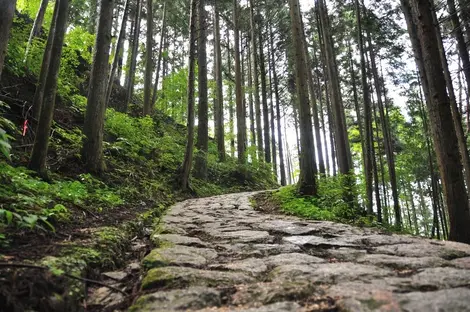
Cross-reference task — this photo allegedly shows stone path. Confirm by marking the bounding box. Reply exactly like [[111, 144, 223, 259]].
[[129, 192, 470, 312]]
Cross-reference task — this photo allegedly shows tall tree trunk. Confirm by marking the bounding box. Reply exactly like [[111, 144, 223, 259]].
[[355, 0, 374, 215], [447, 0, 470, 103], [289, 0, 317, 195], [32, 0, 59, 121], [29, 0, 69, 177], [404, 0, 470, 243], [247, 40, 256, 156], [194, 0, 208, 179], [24, 0, 49, 61], [124, 0, 142, 112], [180, 0, 197, 190], [82, 0, 114, 174], [408, 182, 420, 235], [227, 30, 235, 158], [270, 26, 286, 185], [233, 0, 246, 164], [214, 0, 225, 161], [249, 0, 263, 160], [431, 7, 470, 200], [267, 27, 277, 173], [143, 0, 154, 115], [257, 18, 271, 164], [106, 0, 130, 107], [318, 0, 354, 201], [0, 0, 16, 79], [151, 1, 167, 106]]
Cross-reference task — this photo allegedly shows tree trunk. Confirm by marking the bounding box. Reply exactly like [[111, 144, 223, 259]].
[[214, 0, 225, 162], [268, 38, 277, 174], [194, 0, 208, 179], [0, 0, 16, 80], [431, 6, 470, 201], [106, 0, 130, 107], [151, 1, 167, 106], [233, 0, 245, 164], [404, 0, 470, 243], [270, 26, 286, 185], [143, 0, 154, 115], [124, 0, 142, 112], [24, 0, 49, 61], [180, 0, 197, 190], [249, 0, 263, 160], [289, 0, 317, 195], [247, 40, 256, 157], [318, 0, 354, 202], [355, 0, 374, 216], [257, 16, 271, 164], [408, 183, 419, 235], [82, 0, 114, 174], [32, 0, 59, 121], [29, 0, 69, 177]]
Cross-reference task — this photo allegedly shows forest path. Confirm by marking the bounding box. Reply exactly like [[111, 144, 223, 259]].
[[127, 191, 470, 311]]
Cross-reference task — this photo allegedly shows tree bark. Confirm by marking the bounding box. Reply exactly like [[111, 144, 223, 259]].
[[257, 15, 271, 164], [0, 0, 16, 80], [214, 0, 225, 162], [82, 0, 114, 174], [29, 0, 69, 177], [143, 0, 154, 115], [355, 0, 374, 215], [106, 0, 130, 107], [194, 0, 208, 179], [151, 1, 167, 106], [124, 0, 142, 112], [269, 26, 286, 185], [233, 0, 246, 164], [404, 0, 470, 243], [32, 0, 59, 121], [180, 0, 197, 190], [24, 0, 49, 61], [289, 0, 317, 195], [249, 0, 263, 161]]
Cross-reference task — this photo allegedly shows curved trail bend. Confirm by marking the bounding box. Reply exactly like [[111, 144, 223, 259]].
[[130, 192, 470, 312]]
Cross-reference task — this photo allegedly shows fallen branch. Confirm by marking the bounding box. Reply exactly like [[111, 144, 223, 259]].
[[0, 262, 127, 295]]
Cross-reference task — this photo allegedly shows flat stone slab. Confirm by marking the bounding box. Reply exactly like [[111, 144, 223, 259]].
[[141, 266, 255, 290], [129, 287, 222, 311], [207, 230, 272, 243], [152, 233, 208, 247], [357, 254, 448, 269], [282, 235, 358, 248], [142, 245, 218, 269]]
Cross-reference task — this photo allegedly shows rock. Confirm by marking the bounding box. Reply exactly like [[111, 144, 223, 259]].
[[211, 258, 268, 274], [152, 233, 208, 247], [282, 235, 358, 248], [357, 254, 447, 269], [398, 288, 470, 312], [127, 261, 141, 272], [87, 287, 124, 307], [129, 287, 222, 311], [141, 266, 255, 290], [372, 242, 469, 259], [239, 301, 302, 312], [266, 253, 325, 266], [257, 220, 318, 235], [271, 263, 391, 284], [207, 230, 272, 243], [142, 245, 218, 269], [451, 257, 470, 269], [231, 281, 317, 306], [102, 270, 128, 281], [388, 267, 470, 290]]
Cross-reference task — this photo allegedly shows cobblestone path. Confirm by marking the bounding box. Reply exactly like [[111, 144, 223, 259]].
[[129, 192, 470, 312]]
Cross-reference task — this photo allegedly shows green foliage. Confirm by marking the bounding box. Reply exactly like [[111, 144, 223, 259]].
[[272, 174, 362, 222], [0, 163, 122, 236], [0, 103, 15, 160]]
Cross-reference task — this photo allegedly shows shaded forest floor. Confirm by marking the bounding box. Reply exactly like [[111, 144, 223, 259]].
[[0, 67, 277, 311]]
